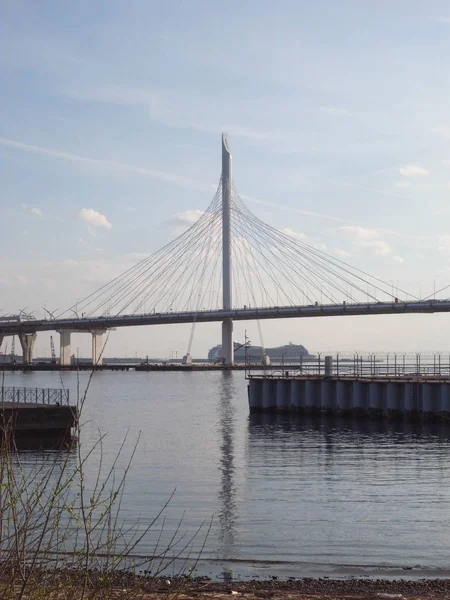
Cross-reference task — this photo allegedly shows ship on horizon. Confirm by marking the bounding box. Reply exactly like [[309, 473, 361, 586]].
[[207, 341, 311, 363]]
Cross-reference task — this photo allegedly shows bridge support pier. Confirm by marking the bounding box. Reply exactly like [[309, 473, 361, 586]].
[[58, 330, 71, 367], [19, 332, 36, 365], [91, 330, 106, 366], [0, 334, 4, 351], [222, 318, 234, 366]]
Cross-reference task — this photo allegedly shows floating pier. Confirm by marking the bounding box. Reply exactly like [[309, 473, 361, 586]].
[[1, 387, 78, 446], [247, 354, 450, 420]]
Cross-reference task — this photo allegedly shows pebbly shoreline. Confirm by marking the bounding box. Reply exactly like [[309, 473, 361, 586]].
[[3, 569, 450, 598]]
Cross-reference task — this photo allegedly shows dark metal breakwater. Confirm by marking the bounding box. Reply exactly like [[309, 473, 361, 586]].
[[247, 356, 450, 419]]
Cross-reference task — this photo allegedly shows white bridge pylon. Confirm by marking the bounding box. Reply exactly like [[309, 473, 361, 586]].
[[221, 133, 233, 365]]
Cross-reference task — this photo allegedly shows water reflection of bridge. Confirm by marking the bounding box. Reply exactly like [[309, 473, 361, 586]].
[[217, 372, 238, 559]]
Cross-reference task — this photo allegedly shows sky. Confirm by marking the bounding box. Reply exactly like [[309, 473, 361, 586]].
[[2, 0, 450, 359]]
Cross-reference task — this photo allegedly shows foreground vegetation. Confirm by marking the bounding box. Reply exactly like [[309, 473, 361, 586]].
[[0, 364, 210, 600]]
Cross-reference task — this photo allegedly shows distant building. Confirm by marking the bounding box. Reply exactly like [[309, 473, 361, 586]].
[[207, 341, 311, 363]]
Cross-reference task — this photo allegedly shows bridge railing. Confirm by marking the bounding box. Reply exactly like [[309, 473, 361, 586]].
[[0, 387, 70, 406]]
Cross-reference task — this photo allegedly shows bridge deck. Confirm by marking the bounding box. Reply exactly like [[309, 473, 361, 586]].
[[2, 299, 450, 335]]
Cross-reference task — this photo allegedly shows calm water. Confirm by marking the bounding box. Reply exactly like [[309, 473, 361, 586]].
[[5, 369, 450, 579]]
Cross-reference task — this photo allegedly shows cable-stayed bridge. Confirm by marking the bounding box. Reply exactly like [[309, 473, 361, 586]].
[[1, 135, 450, 366]]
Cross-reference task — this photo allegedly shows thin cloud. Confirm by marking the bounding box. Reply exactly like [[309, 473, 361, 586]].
[[334, 248, 351, 258], [126, 252, 149, 261], [166, 209, 204, 228], [280, 228, 326, 250], [366, 240, 391, 255], [64, 85, 278, 143], [280, 228, 307, 241], [392, 255, 404, 264], [21, 203, 43, 217], [78, 208, 112, 235], [438, 235, 450, 252], [240, 194, 349, 224], [0, 137, 210, 192], [320, 106, 351, 117], [166, 209, 204, 237], [342, 181, 413, 200], [0, 274, 28, 286], [400, 165, 428, 177], [16, 274, 28, 285], [339, 226, 377, 240], [339, 226, 391, 256], [241, 191, 425, 243]]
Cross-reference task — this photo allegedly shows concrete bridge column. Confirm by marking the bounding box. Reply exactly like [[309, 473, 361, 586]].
[[91, 330, 106, 366], [0, 334, 4, 351], [58, 330, 71, 367], [19, 332, 37, 365], [221, 318, 234, 366]]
